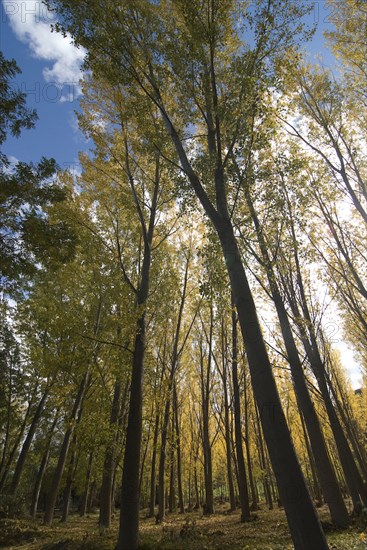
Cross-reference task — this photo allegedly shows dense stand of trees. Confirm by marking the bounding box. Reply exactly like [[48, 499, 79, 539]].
[[1, 1, 367, 550]]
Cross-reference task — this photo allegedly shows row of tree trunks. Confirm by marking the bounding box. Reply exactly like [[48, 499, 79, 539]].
[[282, 228, 367, 511], [157, 255, 190, 522], [99, 379, 123, 528], [30, 411, 59, 518], [44, 369, 90, 525], [10, 384, 51, 494], [243, 167, 349, 526], [215, 217, 328, 550], [0, 387, 36, 492]]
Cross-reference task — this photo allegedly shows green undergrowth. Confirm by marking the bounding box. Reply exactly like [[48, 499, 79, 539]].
[[0, 505, 366, 549]]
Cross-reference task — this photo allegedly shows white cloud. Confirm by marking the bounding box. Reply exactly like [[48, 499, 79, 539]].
[[3, 0, 85, 98]]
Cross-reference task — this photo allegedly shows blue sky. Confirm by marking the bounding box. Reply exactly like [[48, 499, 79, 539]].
[[1, 1, 362, 386], [1, 0, 336, 170], [1, 0, 87, 171]]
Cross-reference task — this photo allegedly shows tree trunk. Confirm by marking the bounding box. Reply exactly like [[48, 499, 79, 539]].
[[200, 308, 214, 515], [157, 255, 190, 522], [243, 383, 258, 511], [118, 314, 146, 548], [0, 393, 34, 492], [300, 412, 323, 507], [308, 341, 367, 510], [283, 197, 367, 512], [148, 412, 160, 518], [221, 318, 236, 512], [10, 386, 50, 494], [87, 479, 97, 514], [99, 379, 122, 528], [173, 384, 185, 514], [80, 451, 93, 517], [30, 412, 59, 519], [61, 441, 78, 522], [158, 397, 170, 522], [288, 281, 367, 511], [168, 417, 176, 513], [231, 307, 251, 520], [43, 371, 89, 525], [254, 402, 273, 509], [325, 364, 367, 481]]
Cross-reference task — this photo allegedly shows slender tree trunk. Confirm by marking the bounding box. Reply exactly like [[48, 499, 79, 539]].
[[231, 306, 251, 520], [275, 291, 349, 525], [300, 412, 323, 507], [80, 451, 93, 517], [158, 397, 170, 522], [87, 479, 97, 514], [148, 412, 160, 518], [283, 195, 367, 512], [254, 403, 273, 509], [243, 376, 258, 511], [10, 386, 50, 494], [44, 371, 89, 525], [157, 255, 190, 522], [173, 384, 185, 514], [308, 343, 367, 510], [168, 415, 176, 513], [194, 459, 200, 509], [325, 365, 367, 481], [61, 440, 78, 522], [30, 412, 59, 519], [221, 318, 236, 512], [31, 447, 51, 519], [288, 288, 367, 511], [200, 308, 214, 515], [99, 379, 122, 528], [0, 393, 34, 492]]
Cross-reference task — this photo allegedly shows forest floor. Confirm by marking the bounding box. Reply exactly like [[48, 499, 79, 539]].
[[1, 503, 367, 550]]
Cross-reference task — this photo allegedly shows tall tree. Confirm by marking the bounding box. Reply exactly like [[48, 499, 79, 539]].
[[47, 1, 329, 547]]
